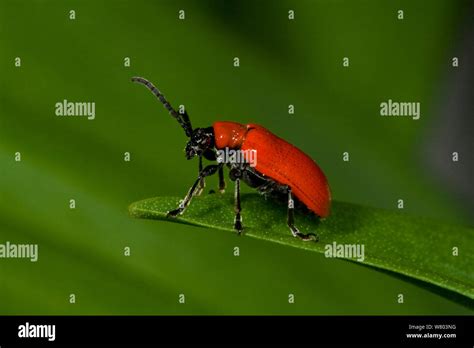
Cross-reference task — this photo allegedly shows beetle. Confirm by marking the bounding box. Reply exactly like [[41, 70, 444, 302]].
[[132, 77, 331, 241]]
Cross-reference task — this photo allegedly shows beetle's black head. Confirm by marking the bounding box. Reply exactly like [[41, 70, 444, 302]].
[[185, 127, 215, 159]]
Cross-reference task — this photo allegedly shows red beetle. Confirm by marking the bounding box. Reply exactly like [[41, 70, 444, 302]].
[[132, 77, 331, 241]]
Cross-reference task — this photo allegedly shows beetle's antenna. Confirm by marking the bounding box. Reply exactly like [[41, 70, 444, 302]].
[[131, 77, 193, 137]]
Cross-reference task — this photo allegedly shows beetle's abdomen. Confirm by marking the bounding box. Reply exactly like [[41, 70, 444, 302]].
[[213, 121, 248, 149], [242, 124, 331, 217]]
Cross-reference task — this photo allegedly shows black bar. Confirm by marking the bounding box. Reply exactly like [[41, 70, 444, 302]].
[[0, 316, 472, 345]]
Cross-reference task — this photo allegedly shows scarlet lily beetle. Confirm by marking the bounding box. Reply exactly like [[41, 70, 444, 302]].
[[132, 77, 331, 241]]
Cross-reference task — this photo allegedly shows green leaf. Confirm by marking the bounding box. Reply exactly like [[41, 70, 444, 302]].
[[129, 193, 474, 300]]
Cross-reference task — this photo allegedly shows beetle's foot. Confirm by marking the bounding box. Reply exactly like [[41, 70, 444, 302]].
[[166, 207, 183, 218], [234, 220, 243, 235], [297, 232, 319, 242], [290, 226, 319, 242], [218, 182, 226, 194]]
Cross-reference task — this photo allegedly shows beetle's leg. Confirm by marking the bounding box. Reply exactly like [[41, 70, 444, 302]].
[[218, 166, 226, 193], [167, 164, 221, 217], [287, 187, 318, 242], [195, 156, 205, 196], [234, 177, 243, 234], [229, 166, 243, 234]]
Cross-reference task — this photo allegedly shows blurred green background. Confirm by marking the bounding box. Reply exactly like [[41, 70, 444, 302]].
[[0, 0, 472, 314]]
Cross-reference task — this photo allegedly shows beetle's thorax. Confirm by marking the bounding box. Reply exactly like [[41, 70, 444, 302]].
[[213, 121, 248, 149]]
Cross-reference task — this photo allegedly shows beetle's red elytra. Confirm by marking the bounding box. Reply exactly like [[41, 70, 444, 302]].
[[132, 77, 331, 241], [214, 121, 331, 218]]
